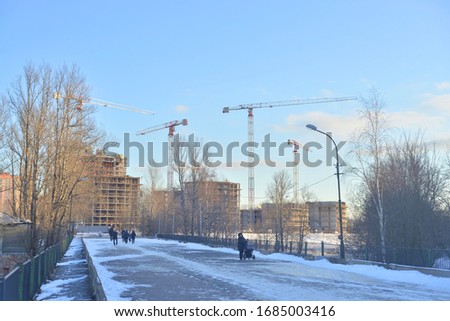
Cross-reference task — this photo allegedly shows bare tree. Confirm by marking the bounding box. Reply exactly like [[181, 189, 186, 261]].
[[383, 132, 448, 253], [296, 185, 317, 252], [43, 65, 98, 246], [3, 63, 102, 254], [300, 185, 318, 203], [173, 134, 189, 235], [6, 63, 52, 255], [266, 169, 292, 252], [349, 88, 391, 262], [0, 96, 9, 169], [350, 90, 450, 265], [140, 165, 163, 235], [174, 135, 219, 236]]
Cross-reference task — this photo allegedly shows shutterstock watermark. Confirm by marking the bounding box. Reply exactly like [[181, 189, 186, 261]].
[[103, 133, 347, 168]]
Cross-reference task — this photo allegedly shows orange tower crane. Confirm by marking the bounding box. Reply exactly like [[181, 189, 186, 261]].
[[136, 119, 188, 190], [223, 96, 357, 210]]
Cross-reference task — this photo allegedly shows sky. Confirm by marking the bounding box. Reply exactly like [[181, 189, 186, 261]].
[[1, 0, 450, 212], [25, 235, 450, 319]]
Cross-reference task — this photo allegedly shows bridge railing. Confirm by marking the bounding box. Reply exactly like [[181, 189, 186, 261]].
[[156, 234, 450, 270], [156, 233, 339, 258], [0, 235, 72, 301]]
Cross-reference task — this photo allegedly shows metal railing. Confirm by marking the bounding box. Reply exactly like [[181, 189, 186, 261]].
[[156, 234, 450, 270], [350, 245, 450, 269], [0, 235, 73, 301], [156, 234, 339, 257]]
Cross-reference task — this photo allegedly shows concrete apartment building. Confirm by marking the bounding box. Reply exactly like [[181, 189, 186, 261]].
[[151, 180, 240, 235], [240, 208, 262, 232], [84, 151, 140, 229], [241, 201, 347, 234], [256, 202, 309, 234], [307, 201, 347, 233], [184, 180, 240, 235]]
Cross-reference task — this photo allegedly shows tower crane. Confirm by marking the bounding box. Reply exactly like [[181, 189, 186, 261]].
[[287, 139, 308, 203], [53, 92, 155, 115], [223, 96, 357, 210], [136, 119, 188, 190]]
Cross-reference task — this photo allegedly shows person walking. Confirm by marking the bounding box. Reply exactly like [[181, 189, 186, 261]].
[[130, 230, 136, 244], [108, 225, 115, 241], [237, 232, 247, 260], [123, 230, 129, 244], [112, 229, 118, 245]]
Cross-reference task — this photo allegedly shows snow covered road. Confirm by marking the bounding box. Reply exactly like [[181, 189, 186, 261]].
[[83, 237, 450, 301]]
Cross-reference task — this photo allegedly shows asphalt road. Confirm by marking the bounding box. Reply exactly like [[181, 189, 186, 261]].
[[84, 238, 450, 301]]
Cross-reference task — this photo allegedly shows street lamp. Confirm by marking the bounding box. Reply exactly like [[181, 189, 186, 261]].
[[306, 124, 345, 260]]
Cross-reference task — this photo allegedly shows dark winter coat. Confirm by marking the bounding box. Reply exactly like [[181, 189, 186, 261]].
[[237, 235, 247, 250]]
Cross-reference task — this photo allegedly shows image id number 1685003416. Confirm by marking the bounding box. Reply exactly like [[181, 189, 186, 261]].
[[256, 305, 336, 317]]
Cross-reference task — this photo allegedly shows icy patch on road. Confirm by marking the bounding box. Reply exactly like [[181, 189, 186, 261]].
[[36, 275, 87, 301]]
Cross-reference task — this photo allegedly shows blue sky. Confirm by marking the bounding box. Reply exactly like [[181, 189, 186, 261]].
[[1, 0, 450, 212]]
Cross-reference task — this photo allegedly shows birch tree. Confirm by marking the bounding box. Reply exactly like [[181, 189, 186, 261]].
[[349, 89, 391, 262]]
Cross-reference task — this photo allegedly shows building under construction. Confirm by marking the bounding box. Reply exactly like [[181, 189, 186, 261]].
[[256, 202, 309, 234], [181, 180, 240, 236], [307, 201, 347, 233], [151, 180, 240, 236], [242, 201, 347, 234], [85, 150, 140, 229]]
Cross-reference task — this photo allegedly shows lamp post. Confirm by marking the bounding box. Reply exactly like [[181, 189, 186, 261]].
[[306, 124, 345, 260]]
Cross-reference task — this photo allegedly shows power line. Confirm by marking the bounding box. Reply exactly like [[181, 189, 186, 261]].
[[240, 174, 336, 199]]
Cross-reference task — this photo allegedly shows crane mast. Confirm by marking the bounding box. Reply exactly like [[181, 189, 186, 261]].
[[136, 119, 188, 190], [288, 139, 306, 203], [223, 96, 357, 210], [248, 109, 255, 209]]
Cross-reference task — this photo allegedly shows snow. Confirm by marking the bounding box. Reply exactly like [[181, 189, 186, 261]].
[[80, 236, 450, 300], [8, 235, 449, 320], [35, 275, 87, 301]]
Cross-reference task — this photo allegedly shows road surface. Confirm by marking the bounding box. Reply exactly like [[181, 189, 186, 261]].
[[83, 237, 450, 301]]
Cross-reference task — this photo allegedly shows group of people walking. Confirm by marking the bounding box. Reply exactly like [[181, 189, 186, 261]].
[[108, 225, 136, 246], [107, 227, 250, 260]]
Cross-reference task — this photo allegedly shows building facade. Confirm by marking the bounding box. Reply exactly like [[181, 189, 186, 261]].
[[259, 202, 309, 234], [241, 201, 347, 234], [84, 151, 140, 229], [240, 208, 262, 232], [0, 173, 17, 215], [307, 201, 347, 233], [180, 180, 240, 236]]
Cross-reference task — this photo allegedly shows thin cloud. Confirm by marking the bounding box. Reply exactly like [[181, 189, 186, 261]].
[[420, 93, 450, 113], [436, 82, 450, 90], [389, 111, 445, 128], [273, 107, 450, 147], [175, 104, 189, 113], [273, 111, 362, 139]]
